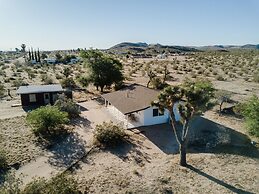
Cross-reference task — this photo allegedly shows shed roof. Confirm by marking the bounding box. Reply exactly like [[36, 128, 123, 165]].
[[102, 84, 159, 115], [17, 84, 63, 94]]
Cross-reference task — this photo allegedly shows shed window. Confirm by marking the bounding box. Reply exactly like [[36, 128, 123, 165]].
[[29, 94, 36, 102]]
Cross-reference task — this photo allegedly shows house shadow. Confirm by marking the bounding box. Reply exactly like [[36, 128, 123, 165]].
[[22, 105, 41, 112], [78, 104, 88, 111], [187, 164, 256, 194], [47, 132, 87, 168], [138, 117, 259, 158], [138, 124, 179, 154]]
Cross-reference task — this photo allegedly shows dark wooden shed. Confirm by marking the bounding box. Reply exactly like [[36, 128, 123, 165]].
[[16, 84, 72, 107]]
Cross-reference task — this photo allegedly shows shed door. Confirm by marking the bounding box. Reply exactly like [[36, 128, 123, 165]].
[[44, 93, 50, 104]]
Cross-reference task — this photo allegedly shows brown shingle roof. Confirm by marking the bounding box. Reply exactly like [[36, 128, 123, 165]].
[[101, 84, 159, 115]]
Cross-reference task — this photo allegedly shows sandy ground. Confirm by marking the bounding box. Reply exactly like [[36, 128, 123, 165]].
[[0, 117, 45, 166], [0, 99, 26, 119], [74, 132, 259, 194], [71, 102, 259, 194]]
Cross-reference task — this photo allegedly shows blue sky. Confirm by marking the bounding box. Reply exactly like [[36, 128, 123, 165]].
[[0, 0, 258, 50]]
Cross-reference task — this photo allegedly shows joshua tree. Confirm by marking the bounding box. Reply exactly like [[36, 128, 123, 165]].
[[146, 69, 156, 88], [162, 64, 170, 84], [152, 79, 214, 166], [21, 44, 26, 52]]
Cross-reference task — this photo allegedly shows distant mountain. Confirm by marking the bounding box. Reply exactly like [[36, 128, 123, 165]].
[[108, 42, 199, 55], [198, 44, 259, 51], [107, 42, 259, 55]]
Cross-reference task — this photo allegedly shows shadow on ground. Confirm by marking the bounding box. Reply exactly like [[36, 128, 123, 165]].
[[47, 133, 87, 168], [187, 164, 256, 194], [71, 116, 91, 129], [22, 105, 41, 112], [102, 137, 152, 165], [138, 116, 259, 158]]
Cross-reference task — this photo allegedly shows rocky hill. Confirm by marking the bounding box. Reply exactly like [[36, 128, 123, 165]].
[[107, 42, 259, 55]]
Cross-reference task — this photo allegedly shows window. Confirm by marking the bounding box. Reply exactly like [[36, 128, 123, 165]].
[[29, 94, 36, 102], [44, 93, 49, 99], [153, 108, 164, 117], [153, 108, 159, 117]]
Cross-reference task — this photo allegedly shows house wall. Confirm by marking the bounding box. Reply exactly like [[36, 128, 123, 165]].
[[21, 93, 44, 106], [143, 107, 170, 126], [106, 103, 144, 128], [105, 102, 181, 129], [20, 92, 68, 106]]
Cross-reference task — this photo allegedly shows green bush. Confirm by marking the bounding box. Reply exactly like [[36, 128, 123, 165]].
[[94, 122, 126, 147], [240, 95, 259, 137], [22, 174, 81, 194], [0, 173, 81, 194], [54, 97, 80, 118], [26, 106, 69, 136]]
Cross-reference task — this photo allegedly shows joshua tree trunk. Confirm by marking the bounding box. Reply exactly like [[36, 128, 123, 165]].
[[100, 85, 104, 92], [170, 110, 190, 167], [180, 140, 187, 167], [147, 80, 151, 88]]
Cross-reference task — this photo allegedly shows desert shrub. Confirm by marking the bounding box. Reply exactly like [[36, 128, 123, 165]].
[[22, 174, 81, 194], [240, 95, 259, 137], [61, 77, 76, 89], [253, 71, 259, 83], [27, 71, 36, 79], [77, 76, 89, 88], [12, 79, 28, 88], [55, 74, 63, 80], [190, 72, 197, 78], [0, 83, 5, 98], [41, 74, 53, 85], [0, 172, 22, 194], [94, 122, 126, 147], [114, 81, 124, 91], [216, 75, 225, 81], [0, 149, 8, 170], [55, 97, 80, 118], [26, 106, 69, 136]]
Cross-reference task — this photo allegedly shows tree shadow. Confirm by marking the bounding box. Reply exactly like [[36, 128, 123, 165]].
[[70, 116, 91, 129], [187, 164, 256, 194], [138, 117, 259, 158], [103, 137, 152, 165], [47, 132, 87, 168]]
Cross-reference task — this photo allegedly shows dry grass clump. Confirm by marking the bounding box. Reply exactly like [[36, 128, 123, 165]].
[[0, 117, 44, 166]]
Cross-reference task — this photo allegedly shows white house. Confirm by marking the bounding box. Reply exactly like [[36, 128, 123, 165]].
[[102, 84, 180, 129], [43, 58, 57, 64]]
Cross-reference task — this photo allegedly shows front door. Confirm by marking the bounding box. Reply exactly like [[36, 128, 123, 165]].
[[44, 93, 50, 104]]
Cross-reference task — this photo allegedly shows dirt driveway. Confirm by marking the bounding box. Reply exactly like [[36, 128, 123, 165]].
[[0, 99, 26, 119], [78, 100, 121, 129]]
